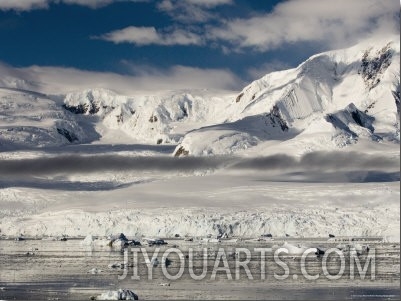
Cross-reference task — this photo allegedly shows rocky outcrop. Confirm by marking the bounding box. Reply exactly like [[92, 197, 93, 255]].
[[359, 43, 393, 90]]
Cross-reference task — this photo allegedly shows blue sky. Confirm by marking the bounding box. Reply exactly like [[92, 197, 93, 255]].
[[0, 0, 398, 92]]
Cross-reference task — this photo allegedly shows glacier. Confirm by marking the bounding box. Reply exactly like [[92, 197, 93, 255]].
[[0, 37, 399, 241]]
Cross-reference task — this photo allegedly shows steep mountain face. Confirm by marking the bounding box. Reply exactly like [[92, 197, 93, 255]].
[[174, 37, 400, 156], [0, 88, 100, 150], [0, 86, 237, 150], [61, 88, 241, 145], [0, 37, 399, 155]]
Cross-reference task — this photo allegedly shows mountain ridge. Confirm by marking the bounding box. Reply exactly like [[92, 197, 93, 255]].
[[0, 37, 399, 156], [174, 37, 400, 156]]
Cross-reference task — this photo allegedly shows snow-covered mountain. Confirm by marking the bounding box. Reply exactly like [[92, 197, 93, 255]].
[[175, 37, 400, 156], [61, 88, 236, 145], [0, 36, 399, 155], [0, 37, 399, 242], [0, 88, 100, 150]]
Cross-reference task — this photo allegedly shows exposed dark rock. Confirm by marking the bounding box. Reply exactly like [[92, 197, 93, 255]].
[[62, 98, 100, 115], [89, 103, 100, 114], [62, 104, 88, 114], [149, 115, 158, 123], [62, 101, 99, 115], [351, 111, 363, 127], [268, 105, 289, 131], [326, 104, 375, 136], [174, 146, 189, 157], [315, 248, 325, 257], [348, 105, 375, 132], [116, 113, 123, 124], [359, 44, 393, 90], [181, 107, 188, 118], [236, 92, 244, 103], [56, 128, 78, 143], [364, 101, 377, 113]]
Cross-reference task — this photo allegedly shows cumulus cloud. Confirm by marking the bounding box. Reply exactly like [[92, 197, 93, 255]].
[[0, 0, 49, 11], [97, 0, 398, 50], [0, 62, 242, 94], [0, 0, 147, 11], [157, 0, 233, 23], [62, 0, 133, 9], [207, 0, 400, 51], [96, 26, 203, 46], [184, 0, 233, 7]]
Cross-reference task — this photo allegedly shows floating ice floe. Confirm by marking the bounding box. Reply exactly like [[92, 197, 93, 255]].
[[81, 235, 113, 247], [81, 234, 94, 246], [201, 237, 221, 243], [58, 236, 68, 241], [223, 238, 238, 243], [338, 243, 370, 256], [151, 258, 159, 267], [97, 289, 138, 300], [88, 267, 102, 274], [280, 242, 318, 255], [217, 233, 229, 239], [107, 233, 141, 248], [143, 238, 167, 246]]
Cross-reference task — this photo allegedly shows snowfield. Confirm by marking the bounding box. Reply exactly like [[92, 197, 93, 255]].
[[0, 149, 399, 241], [0, 37, 399, 242], [0, 175, 399, 241]]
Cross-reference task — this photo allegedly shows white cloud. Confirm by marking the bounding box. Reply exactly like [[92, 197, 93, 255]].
[[0, 0, 147, 11], [184, 0, 232, 7], [0, 0, 226, 12], [63, 0, 149, 9], [97, 0, 399, 50], [61, 0, 122, 9], [0, 62, 242, 94], [0, 0, 49, 11], [157, 0, 233, 23], [96, 26, 203, 46], [207, 0, 400, 51]]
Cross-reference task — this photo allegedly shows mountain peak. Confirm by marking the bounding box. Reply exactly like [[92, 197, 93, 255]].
[[174, 38, 400, 156]]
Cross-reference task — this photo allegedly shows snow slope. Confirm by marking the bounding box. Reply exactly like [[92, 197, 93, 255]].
[[62, 88, 236, 145], [175, 36, 400, 156], [0, 88, 100, 150], [0, 87, 236, 149], [0, 37, 399, 241], [0, 174, 399, 241], [0, 37, 399, 156]]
